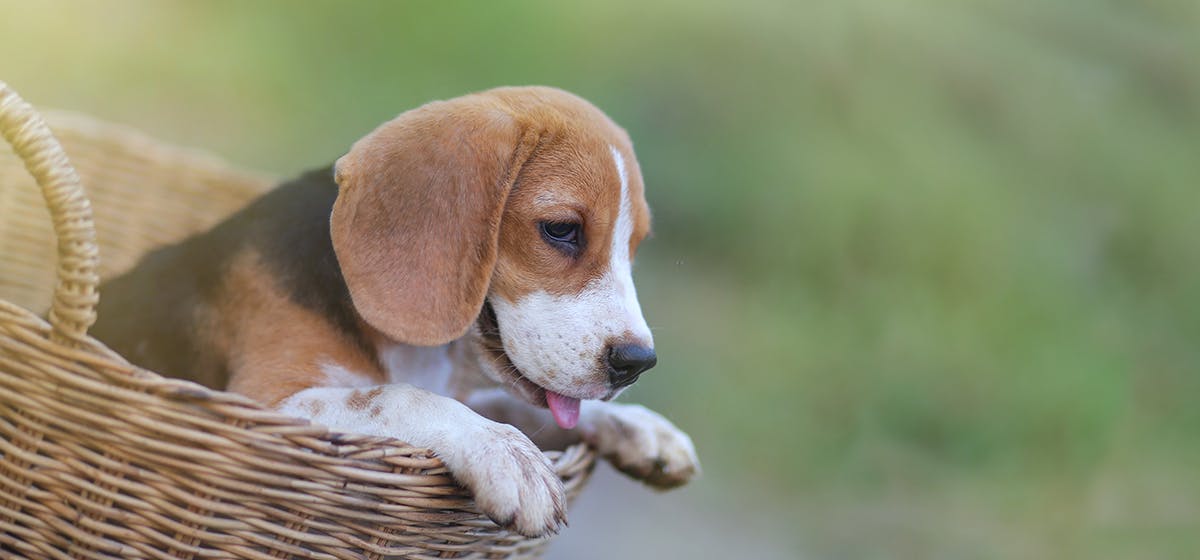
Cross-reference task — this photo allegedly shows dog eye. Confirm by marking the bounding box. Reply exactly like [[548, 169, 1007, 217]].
[[540, 221, 581, 246]]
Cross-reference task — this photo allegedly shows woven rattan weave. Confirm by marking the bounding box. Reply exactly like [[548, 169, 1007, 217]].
[[0, 82, 595, 559]]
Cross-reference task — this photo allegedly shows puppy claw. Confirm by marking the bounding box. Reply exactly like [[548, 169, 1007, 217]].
[[442, 422, 567, 538]]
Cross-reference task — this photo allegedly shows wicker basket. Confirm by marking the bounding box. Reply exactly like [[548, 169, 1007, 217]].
[[0, 82, 595, 559]]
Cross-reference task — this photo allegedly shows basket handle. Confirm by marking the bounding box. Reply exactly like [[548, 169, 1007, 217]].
[[0, 81, 100, 345]]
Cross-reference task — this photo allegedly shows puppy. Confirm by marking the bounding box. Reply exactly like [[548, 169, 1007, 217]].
[[92, 86, 700, 537]]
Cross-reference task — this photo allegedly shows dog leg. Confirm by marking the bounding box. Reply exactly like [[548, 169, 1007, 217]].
[[277, 384, 566, 537], [579, 401, 701, 489]]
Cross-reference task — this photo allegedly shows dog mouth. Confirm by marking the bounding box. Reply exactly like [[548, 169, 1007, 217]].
[[477, 301, 582, 429]]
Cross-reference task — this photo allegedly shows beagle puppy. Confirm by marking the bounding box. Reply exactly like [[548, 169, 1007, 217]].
[[92, 86, 699, 537]]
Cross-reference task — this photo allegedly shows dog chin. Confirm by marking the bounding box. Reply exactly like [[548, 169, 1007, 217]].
[[474, 301, 615, 408], [475, 301, 548, 407]]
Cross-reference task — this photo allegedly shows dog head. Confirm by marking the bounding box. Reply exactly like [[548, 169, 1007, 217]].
[[332, 86, 655, 423]]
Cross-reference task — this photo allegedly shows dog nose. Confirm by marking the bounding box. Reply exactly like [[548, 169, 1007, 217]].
[[607, 343, 657, 389]]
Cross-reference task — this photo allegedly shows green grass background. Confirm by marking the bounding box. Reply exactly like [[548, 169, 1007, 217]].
[[3, 1, 1198, 557]]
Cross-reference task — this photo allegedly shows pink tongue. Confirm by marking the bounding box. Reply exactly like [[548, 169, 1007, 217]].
[[545, 391, 581, 429]]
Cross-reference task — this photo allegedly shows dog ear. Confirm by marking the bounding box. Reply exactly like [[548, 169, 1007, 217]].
[[331, 97, 540, 346]]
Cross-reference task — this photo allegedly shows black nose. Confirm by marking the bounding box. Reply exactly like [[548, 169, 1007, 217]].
[[607, 343, 657, 389]]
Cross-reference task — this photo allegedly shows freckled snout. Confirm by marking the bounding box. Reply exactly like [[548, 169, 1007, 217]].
[[606, 343, 657, 389]]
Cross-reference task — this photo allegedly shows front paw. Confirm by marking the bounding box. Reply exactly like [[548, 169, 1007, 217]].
[[439, 422, 566, 537], [584, 403, 700, 489]]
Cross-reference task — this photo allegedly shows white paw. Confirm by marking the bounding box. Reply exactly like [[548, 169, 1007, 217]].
[[583, 403, 701, 489], [439, 421, 566, 537]]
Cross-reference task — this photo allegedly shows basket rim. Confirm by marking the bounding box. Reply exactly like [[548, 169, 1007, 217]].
[[0, 296, 595, 492], [39, 109, 276, 186]]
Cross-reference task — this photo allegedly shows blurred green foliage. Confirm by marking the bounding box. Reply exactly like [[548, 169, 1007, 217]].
[[3, 1, 1198, 557]]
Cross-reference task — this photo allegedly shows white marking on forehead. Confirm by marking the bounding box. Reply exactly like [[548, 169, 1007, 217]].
[[608, 145, 650, 342], [609, 145, 633, 267]]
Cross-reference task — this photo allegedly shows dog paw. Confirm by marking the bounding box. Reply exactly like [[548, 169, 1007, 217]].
[[583, 403, 700, 489], [441, 422, 566, 537]]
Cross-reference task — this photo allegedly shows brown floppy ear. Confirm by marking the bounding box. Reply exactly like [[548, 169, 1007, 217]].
[[331, 97, 539, 346]]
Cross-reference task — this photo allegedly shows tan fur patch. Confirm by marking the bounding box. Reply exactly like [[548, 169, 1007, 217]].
[[332, 92, 539, 346], [306, 400, 325, 417], [346, 390, 371, 411], [217, 251, 385, 407]]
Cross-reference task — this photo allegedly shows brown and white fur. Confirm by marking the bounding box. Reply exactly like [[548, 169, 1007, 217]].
[[92, 86, 699, 537]]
